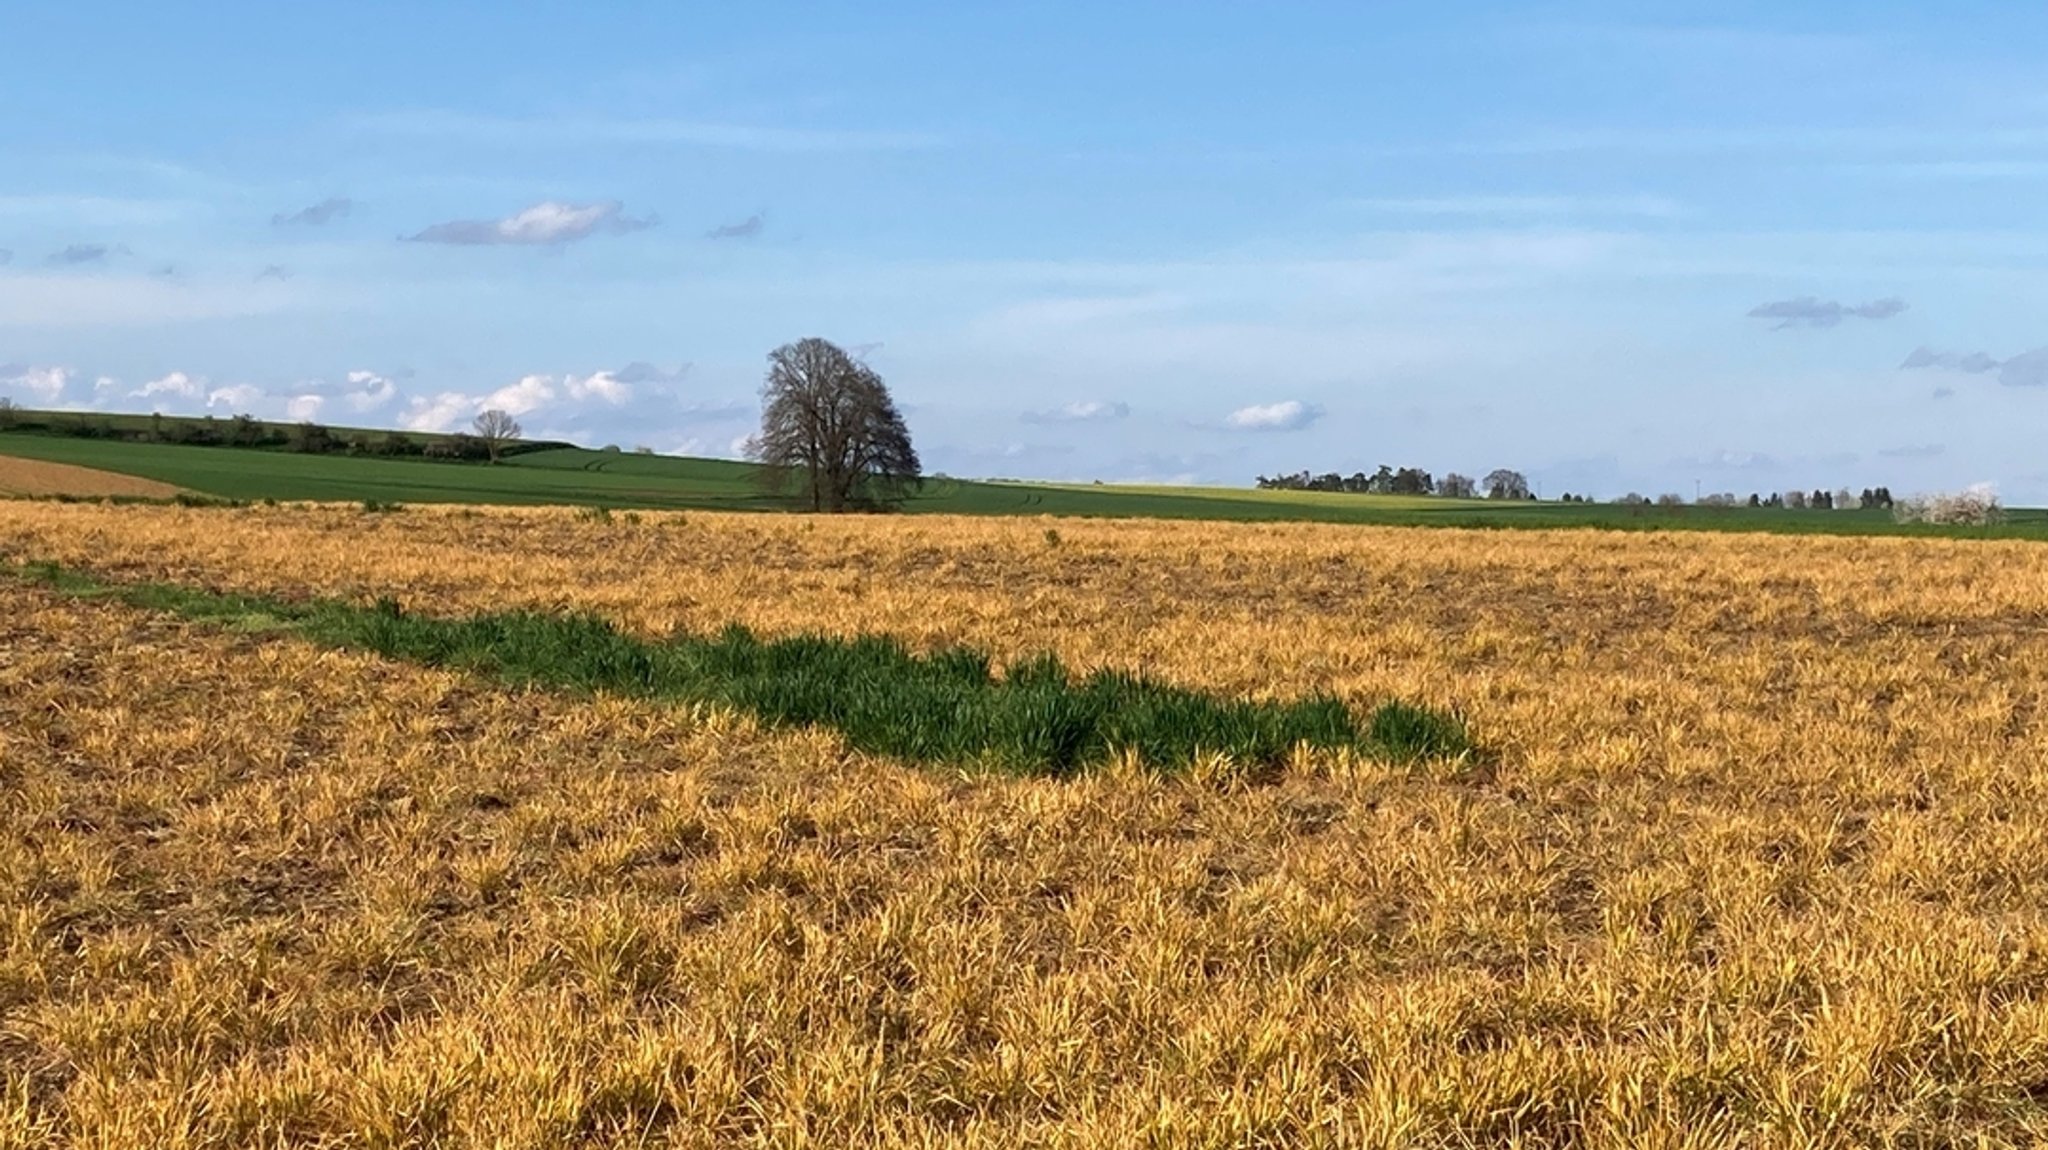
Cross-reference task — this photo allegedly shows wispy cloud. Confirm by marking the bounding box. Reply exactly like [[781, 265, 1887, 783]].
[[612, 361, 692, 385], [346, 110, 942, 153], [2000, 348, 2048, 388], [405, 200, 655, 246], [272, 196, 354, 227], [1223, 400, 1322, 432], [706, 213, 764, 240], [1427, 125, 2048, 160], [1879, 444, 1946, 459], [256, 265, 292, 282], [47, 243, 126, 266], [1679, 449, 1781, 472], [1747, 296, 1907, 329], [1901, 346, 2000, 373], [1350, 194, 1682, 218], [1022, 400, 1130, 425], [1901, 345, 2048, 388]]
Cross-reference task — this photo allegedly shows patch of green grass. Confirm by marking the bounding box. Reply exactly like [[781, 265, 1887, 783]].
[[7, 561, 1476, 775]]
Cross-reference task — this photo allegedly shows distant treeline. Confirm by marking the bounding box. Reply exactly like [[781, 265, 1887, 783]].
[[1258, 461, 1901, 510], [0, 403, 559, 462], [1613, 487, 1897, 510], [1256, 467, 1529, 500]]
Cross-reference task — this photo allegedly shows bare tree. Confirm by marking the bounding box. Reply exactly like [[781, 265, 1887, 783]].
[[747, 337, 920, 511], [1438, 472, 1477, 499], [472, 409, 521, 463]]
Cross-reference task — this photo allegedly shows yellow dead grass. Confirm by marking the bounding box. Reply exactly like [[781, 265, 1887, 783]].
[[4, 502, 2048, 1147], [0, 455, 184, 499]]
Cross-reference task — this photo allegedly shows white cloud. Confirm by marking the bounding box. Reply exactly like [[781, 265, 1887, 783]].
[[1022, 399, 1130, 424], [0, 364, 74, 404], [285, 395, 325, 421], [343, 370, 398, 411], [481, 374, 557, 415], [565, 370, 632, 404], [405, 200, 655, 246], [205, 384, 264, 410], [402, 392, 480, 433], [1224, 400, 1322, 432], [135, 371, 202, 398]]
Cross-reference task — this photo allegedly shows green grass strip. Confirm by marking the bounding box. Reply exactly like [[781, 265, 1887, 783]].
[[8, 560, 1477, 775]]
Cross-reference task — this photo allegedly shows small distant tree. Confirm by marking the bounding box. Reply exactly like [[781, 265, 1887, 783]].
[[1391, 467, 1434, 495], [1439, 473, 1477, 499], [0, 396, 17, 431], [473, 409, 522, 463], [1784, 490, 1808, 509], [1484, 469, 1531, 500], [1656, 492, 1686, 507], [748, 337, 920, 512], [287, 421, 333, 454]]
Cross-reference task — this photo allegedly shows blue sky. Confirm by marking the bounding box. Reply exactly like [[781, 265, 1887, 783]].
[[5, 0, 2048, 497]]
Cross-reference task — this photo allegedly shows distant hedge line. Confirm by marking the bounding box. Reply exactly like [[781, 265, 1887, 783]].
[[0, 407, 565, 461]]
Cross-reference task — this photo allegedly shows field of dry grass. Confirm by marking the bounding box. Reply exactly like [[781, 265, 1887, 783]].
[[6, 502, 2048, 1147], [0, 457, 184, 500]]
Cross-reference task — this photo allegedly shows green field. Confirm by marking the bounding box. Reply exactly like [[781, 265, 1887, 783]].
[[4, 426, 2043, 538]]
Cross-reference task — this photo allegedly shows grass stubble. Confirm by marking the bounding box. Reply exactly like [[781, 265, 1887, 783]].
[[4, 503, 2048, 1146]]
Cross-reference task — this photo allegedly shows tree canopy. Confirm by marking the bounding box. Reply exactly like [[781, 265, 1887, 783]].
[[748, 338, 920, 512]]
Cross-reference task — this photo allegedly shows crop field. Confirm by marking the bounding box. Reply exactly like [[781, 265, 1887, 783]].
[[6, 503, 2048, 1147], [11, 427, 2048, 538], [0, 456, 185, 500]]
